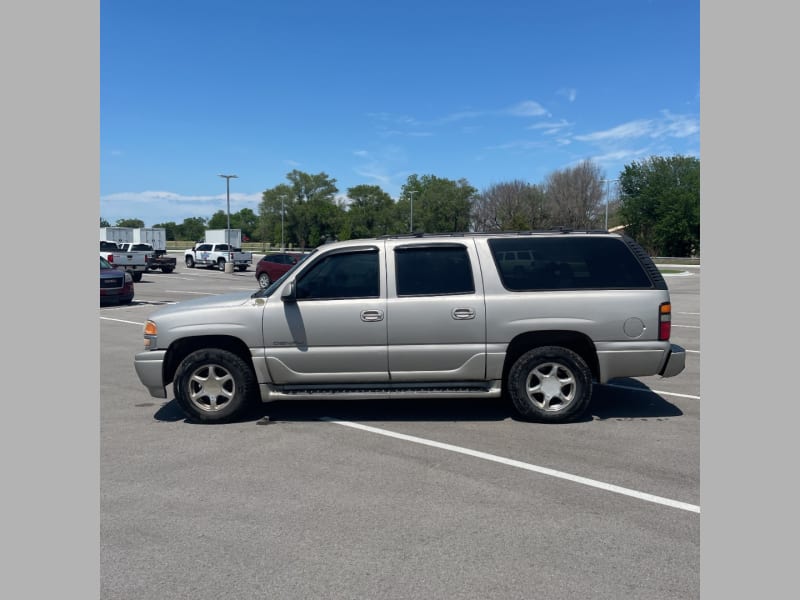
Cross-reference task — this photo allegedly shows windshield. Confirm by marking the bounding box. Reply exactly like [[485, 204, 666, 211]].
[[251, 250, 315, 298], [100, 256, 113, 269]]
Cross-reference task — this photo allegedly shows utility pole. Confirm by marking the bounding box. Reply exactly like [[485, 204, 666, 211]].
[[408, 190, 417, 233], [281, 195, 286, 252], [600, 179, 618, 230], [218, 174, 238, 265]]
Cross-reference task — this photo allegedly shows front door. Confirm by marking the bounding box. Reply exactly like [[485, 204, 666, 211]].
[[262, 245, 388, 384]]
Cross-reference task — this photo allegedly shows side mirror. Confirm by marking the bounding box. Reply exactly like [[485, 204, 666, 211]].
[[281, 280, 297, 302]]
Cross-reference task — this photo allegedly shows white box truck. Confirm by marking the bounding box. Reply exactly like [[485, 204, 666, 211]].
[[204, 229, 242, 248], [132, 228, 167, 253], [100, 227, 135, 244]]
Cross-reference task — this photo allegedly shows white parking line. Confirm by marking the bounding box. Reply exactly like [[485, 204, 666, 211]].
[[605, 383, 700, 400], [323, 418, 700, 514], [100, 317, 142, 326], [165, 290, 217, 295]]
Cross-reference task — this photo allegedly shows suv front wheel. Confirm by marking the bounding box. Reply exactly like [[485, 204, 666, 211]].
[[507, 346, 592, 423], [173, 349, 256, 423]]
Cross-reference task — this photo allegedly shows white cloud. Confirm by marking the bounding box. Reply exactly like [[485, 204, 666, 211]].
[[557, 88, 577, 102], [654, 110, 700, 138], [527, 119, 572, 134], [574, 119, 654, 142], [506, 100, 549, 117], [574, 112, 699, 143]]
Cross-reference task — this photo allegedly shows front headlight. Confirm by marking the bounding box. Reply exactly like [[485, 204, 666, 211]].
[[124, 271, 133, 283]]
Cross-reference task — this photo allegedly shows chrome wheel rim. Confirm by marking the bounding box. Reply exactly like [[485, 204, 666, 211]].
[[187, 363, 235, 412], [524, 362, 576, 412]]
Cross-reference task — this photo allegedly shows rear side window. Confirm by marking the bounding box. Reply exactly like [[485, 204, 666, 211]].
[[489, 237, 653, 290], [395, 245, 475, 296]]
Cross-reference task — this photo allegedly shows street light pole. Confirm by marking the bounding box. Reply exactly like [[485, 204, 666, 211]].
[[281, 195, 285, 252], [600, 179, 618, 230], [408, 190, 417, 233], [219, 174, 238, 265]]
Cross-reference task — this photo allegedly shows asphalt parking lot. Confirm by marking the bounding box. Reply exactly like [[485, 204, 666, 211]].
[[100, 259, 700, 600]]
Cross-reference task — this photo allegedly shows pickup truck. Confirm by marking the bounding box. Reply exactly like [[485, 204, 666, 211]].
[[118, 242, 176, 273], [100, 240, 149, 282], [135, 230, 686, 424], [184, 242, 253, 271]]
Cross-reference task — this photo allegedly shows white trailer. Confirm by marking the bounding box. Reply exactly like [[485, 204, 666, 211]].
[[100, 227, 134, 244], [204, 229, 242, 248], [132, 228, 167, 253]]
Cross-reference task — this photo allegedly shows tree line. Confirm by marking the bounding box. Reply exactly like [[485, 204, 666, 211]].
[[102, 155, 700, 257]]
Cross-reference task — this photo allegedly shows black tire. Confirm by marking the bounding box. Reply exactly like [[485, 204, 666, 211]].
[[217, 258, 226, 271], [185, 256, 195, 268], [507, 346, 592, 423], [161, 266, 174, 273], [131, 271, 143, 282], [257, 273, 270, 288], [173, 349, 257, 423]]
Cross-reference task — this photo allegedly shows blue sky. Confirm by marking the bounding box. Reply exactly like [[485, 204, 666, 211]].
[[100, 0, 699, 227]]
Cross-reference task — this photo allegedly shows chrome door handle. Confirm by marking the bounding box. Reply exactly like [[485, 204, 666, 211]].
[[361, 310, 384, 322], [452, 308, 475, 320]]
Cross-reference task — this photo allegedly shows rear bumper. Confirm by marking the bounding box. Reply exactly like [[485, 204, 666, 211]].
[[596, 340, 686, 382], [134, 350, 168, 398], [659, 343, 686, 378]]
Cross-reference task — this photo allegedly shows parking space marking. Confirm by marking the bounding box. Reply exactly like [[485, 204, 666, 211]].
[[323, 418, 700, 514], [605, 383, 700, 400], [165, 290, 217, 295], [100, 317, 142, 326]]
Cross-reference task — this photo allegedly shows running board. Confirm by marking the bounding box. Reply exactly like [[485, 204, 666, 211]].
[[259, 380, 503, 402]]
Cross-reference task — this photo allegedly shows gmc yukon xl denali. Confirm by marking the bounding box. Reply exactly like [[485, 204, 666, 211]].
[[134, 231, 685, 423]]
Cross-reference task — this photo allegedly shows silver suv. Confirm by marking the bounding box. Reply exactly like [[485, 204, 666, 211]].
[[134, 231, 685, 423]]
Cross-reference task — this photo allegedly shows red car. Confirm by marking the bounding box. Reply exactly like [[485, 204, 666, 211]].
[[254, 252, 303, 288], [100, 256, 135, 305]]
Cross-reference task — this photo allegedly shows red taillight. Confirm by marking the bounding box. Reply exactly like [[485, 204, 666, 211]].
[[107, 254, 114, 263], [659, 302, 672, 340]]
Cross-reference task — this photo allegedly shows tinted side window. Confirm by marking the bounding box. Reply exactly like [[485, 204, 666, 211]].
[[489, 237, 652, 290], [296, 249, 380, 300], [395, 245, 474, 296]]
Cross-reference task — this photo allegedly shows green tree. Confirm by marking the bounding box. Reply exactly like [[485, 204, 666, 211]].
[[287, 170, 343, 247], [152, 221, 179, 241], [397, 175, 477, 234], [175, 217, 207, 242], [259, 184, 295, 249], [617, 155, 700, 256], [346, 184, 396, 238], [115, 218, 145, 228], [100, 217, 110, 227]]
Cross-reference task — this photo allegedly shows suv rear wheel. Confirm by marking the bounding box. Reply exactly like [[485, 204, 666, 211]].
[[507, 346, 592, 423]]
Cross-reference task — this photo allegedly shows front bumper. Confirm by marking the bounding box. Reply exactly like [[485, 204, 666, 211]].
[[134, 350, 168, 398]]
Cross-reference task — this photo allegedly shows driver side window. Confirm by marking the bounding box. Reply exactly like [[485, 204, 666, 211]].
[[296, 249, 379, 300]]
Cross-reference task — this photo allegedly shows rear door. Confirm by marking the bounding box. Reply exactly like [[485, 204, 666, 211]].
[[385, 240, 486, 382]]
